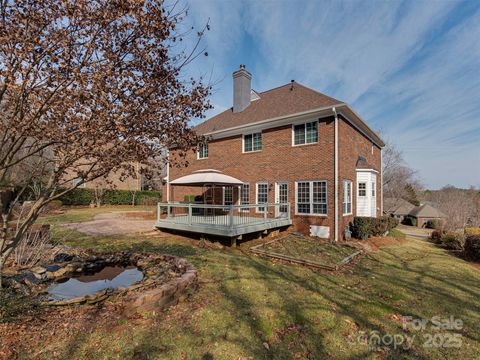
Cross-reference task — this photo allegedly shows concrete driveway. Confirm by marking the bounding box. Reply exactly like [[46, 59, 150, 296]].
[[64, 211, 155, 237], [397, 224, 433, 239]]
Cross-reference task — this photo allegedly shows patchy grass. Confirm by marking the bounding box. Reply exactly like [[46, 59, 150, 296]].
[[388, 228, 406, 239], [0, 288, 41, 323], [251, 234, 359, 268], [39, 205, 155, 224], [3, 207, 480, 359]]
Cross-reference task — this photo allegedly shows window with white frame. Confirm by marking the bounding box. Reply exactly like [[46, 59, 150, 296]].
[[293, 121, 318, 145], [240, 183, 250, 211], [358, 182, 366, 197], [343, 180, 352, 215], [296, 180, 327, 215], [223, 186, 233, 205], [197, 143, 208, 159], [371, 182, 375, 197], [243, 132, 262, 152], [256, 182, 268, 212], [73, 177, 85, 188]]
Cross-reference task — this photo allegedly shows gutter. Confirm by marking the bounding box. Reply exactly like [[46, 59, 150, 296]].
[[199, 103, 385, 148], [333, 107, 339, 242]]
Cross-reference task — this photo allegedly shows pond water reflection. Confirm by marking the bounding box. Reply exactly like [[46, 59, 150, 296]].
[[47, 265, 143, 301]]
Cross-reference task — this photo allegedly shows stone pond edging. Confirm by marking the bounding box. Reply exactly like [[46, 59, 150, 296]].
[[5, 252, 198, 315], [123, 259, 198, 315]]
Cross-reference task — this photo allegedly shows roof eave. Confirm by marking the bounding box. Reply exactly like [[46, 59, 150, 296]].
[[200, 104, 340, 139], [197, 102, 385, 148], [336, 104, 385, 147]]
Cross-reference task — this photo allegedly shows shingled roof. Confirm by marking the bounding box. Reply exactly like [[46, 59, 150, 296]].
[[356, 156, 378, 171], [409, 204, 447, 218], [194, 82, 342, 135]]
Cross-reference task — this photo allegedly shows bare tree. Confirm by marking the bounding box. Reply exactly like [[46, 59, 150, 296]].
[[423, 186, 480, 230], [382, 141, 422, 200], [0, 0, 211, 287]]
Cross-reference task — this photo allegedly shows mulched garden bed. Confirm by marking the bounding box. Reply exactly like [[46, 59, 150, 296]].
[[250, 234, 362, 270]]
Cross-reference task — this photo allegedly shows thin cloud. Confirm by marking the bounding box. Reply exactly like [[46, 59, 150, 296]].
[[184, 0, 480, 188]]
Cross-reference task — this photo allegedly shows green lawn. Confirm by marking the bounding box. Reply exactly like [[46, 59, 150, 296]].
[[18, 208, 480, 358]]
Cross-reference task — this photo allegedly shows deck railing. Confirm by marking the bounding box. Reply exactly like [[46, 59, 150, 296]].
[[157, 202, 290, 229]]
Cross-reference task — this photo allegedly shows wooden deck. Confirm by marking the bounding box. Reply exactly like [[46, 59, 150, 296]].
[[155, 203, 292, 238]]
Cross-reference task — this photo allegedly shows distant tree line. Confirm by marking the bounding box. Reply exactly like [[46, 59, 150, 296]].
[[382, 141, 480, 230], [422, 186, 480, 230]]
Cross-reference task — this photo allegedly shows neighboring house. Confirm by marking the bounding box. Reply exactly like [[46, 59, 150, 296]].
[[71, 161, 165, 191], [409, 204, 447, 228], [384, 198, 447, 228], [384, 197, 416, 221], [159, 65, 385, 241]]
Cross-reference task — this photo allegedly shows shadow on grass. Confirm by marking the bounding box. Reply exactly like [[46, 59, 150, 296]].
[[54, 235, 479, 359]]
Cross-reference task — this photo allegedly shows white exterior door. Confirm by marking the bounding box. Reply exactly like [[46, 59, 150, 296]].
[[275, 182, 289, 218]]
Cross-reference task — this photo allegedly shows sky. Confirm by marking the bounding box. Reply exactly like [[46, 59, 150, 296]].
[[180, 0, 480, 189]]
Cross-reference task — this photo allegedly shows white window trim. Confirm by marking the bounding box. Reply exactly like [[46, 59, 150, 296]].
[[294, 180, 328, 216], [73, 177, 86, 188], [256, 182, 268, 213], [358, 182, 367, 197], [291, 120, 319, 147], [242, 132, 263, 153], [222, 186, 233, 206], [342, 180, 353, 216], [197, 143, 208, 159], [240, 183, 250, 212]]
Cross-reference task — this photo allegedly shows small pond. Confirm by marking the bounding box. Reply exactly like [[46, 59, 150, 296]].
[[47, 266, 143, 301]]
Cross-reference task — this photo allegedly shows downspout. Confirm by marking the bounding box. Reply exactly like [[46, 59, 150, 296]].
[[333, 107, 339, 242], [380, 148, 383, 215], [166, 150, 170, 203]]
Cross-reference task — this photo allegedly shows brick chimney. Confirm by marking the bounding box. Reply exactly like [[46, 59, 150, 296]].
[[233, 64, 251, 113]]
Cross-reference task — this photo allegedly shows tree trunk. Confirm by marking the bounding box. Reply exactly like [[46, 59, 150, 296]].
[[0, 256, 5, 289]]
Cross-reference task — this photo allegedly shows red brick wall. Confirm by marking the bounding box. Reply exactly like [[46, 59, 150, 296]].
[[338, 116, 382, 239], [166, 114, 382, 240]]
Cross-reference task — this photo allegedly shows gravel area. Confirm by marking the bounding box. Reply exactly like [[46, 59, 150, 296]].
[[64, 212, 155, 236]]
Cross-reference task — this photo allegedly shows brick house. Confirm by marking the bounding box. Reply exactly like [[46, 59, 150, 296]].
[[159, 65, 384, 241], [70, 161, 165, 191]]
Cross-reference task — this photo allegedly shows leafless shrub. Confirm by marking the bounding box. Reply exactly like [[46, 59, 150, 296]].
[[13, 227, 52, 268]]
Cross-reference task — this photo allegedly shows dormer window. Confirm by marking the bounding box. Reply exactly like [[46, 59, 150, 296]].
[[243, 132, 262, 152], [197, 143, 208, 159]]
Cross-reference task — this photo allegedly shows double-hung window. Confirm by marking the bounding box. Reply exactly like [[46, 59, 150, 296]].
[[358, 182, 366, 197], [73, 177, 85, 188], [197, 143, 208, 159], [240, 183, 250, 211], [223, 186, 233, 206], [293, 121, 318, 145], [343, 180, 352, 215], [371, 182, 376, 197], [244, 132, 262, 152], [296, 180, 327, 215], [256, 182, 268, 213]]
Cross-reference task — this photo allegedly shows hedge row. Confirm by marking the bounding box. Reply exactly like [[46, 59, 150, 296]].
[[431, 231, 480, 260], [352, 216, 399, 240], [465, 235, 480, 261], [58, 188, 161, 206], [465, 227, 480, 235]]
